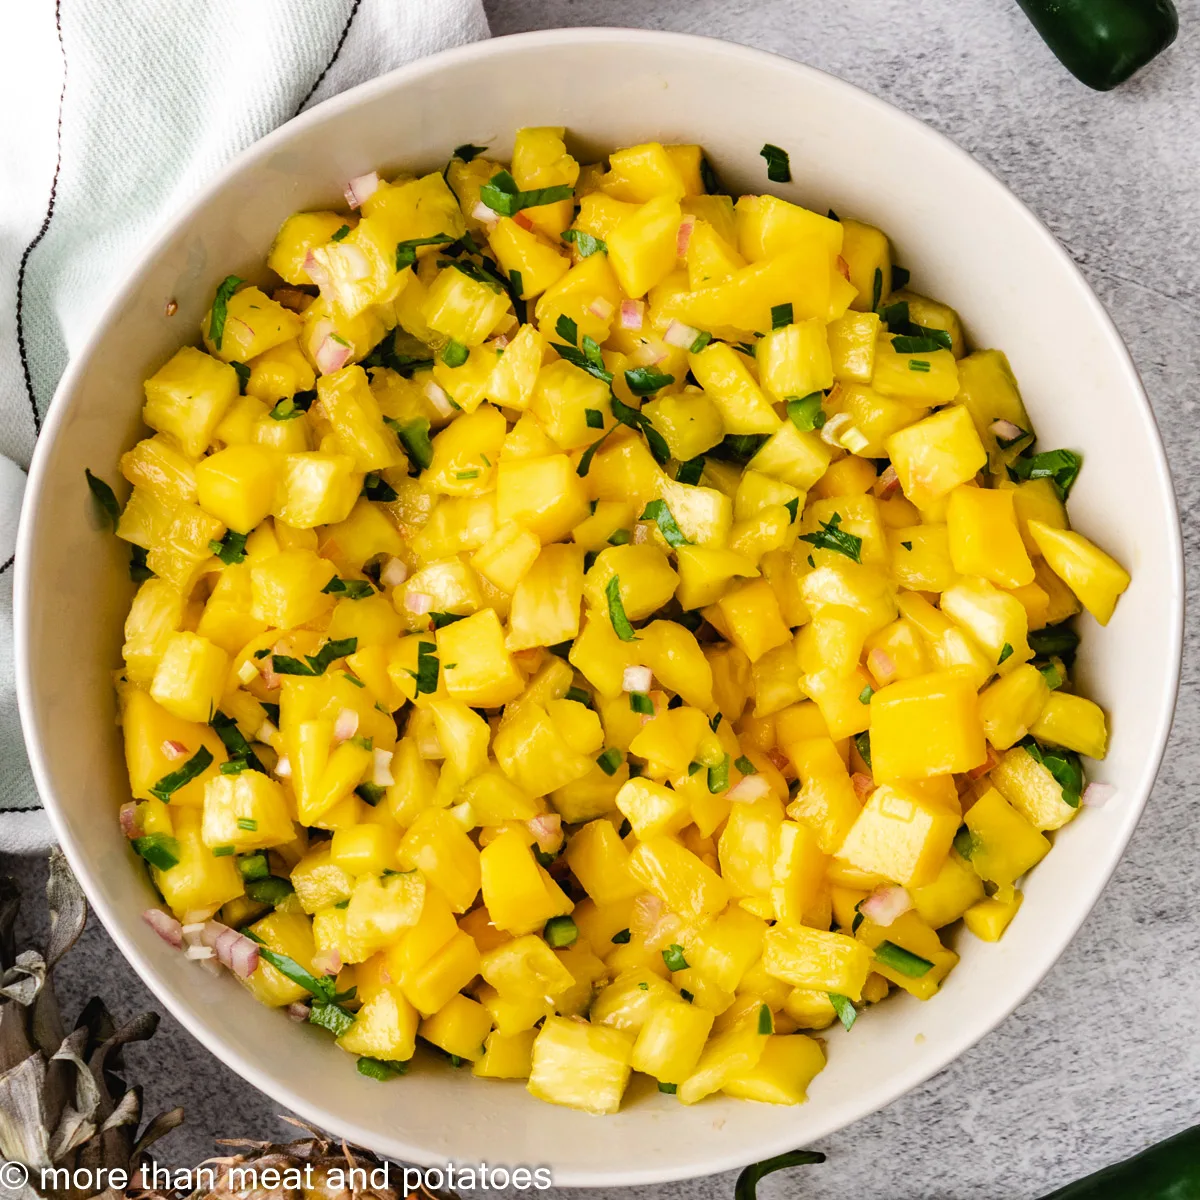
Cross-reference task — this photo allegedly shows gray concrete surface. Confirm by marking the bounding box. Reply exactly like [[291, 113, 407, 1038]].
[[6, 0, 1200, 1195]]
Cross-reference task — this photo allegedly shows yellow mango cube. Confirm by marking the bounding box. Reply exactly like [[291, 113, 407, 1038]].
[[946, 486, 1034, 588], [963, 890, 1024, 942], [436, 608, 523, 707], [714, 578, 791, 663], [615, 776, 691, 840], [856, 910, 958, 1000], [419, 993, 493, 1061], [249, 549, 336, 628], [479, 933, 575, 1000], [508, 543, 586, 650], [840, 219, 891, 312], [963, 785, 1050, 887], [885, 405, 987, 509], [473, 1029, 538, 1079], [397, 809, 481, 912], [242, 911, 319, 1007], [1028, 521, 1130, 626], [1030, 691, 1108, 759], [782, 736, 861, 855], [608, 195, 683, 298], [827, 311, 881, 382], [688, 342, 781, 435], [480, 829, 573, 936], [488, 217, 571, 298], [631, 997, 715, 1083], [401, 929, 482, 1016], [978, 664, 1051, 750], [194, 445, 280, 533], [870, 669, 986, 780], [756, 320, 833, 403], [337, 983, 419, 1062], [496, 454, 591, 543], [722, 1034, 825, 1105], [909, 850, 985, 928]]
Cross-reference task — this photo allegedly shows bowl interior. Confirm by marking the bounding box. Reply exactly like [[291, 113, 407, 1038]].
[[16, 29, 1182, 1186]]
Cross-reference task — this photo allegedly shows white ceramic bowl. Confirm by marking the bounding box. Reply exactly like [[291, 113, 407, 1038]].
[[15, 28, 1183, 1186]]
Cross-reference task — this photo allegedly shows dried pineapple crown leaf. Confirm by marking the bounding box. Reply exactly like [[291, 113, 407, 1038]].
[[0, 853, 184, 1194]]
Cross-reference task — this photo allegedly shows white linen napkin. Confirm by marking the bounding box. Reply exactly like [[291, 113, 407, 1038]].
[[0, 0, 490, 850]]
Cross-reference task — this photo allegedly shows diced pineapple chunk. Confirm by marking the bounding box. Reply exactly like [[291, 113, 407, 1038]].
[[527, 1017, 634, 1114]]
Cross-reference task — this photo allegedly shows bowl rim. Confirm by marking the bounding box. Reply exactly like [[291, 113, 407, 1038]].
[[14, 25, 1185, 1186]]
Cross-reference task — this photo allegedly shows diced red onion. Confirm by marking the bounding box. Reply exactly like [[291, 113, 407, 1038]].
[[513, 211, 535, 231], [143, 908, 183, 949], [312, 949, 343, 977], [631, 340, 668, 366], [859, 886, 912, 927], [315, 334, 352, 376], [867, 648, 897, 686], [161, 739, 188, 760], [381, 557, 409, 588], [873, 464, 900, 499], [274, 755, 292, 779], [990, 418, 1024, 442], [287, 1001, 312, 1022], [343, 172, 380, 209], [588, 296, 615, 321], [472, 200, 499, 223], [623, 665, 653, 693], [676, 216, 696, 258], [333, 708, 360, 744], [181, 922, 206, 938], [227, 316, 255, 340], [202, 921, 260, 979], [620, 300, 644, 331], [302, 252, 332, 291], [405, 590, 433, 615], [259, 657, 281, 692], [372, 749, 395, 788], [492, 333, 510, 350], [728, 774, 771, 803], [424, 380, 454, 418], [663, 320, 701, 350], [227, 936, 259, 980], [820, 412, 853, 448], [185, 944, 215, 961], [120, 803, 140, 840], [851, 772, 874, 801], [1082, 782, 1116, 808], [527, 813, 563, 854]]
